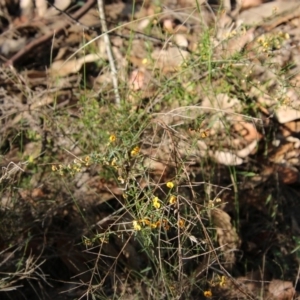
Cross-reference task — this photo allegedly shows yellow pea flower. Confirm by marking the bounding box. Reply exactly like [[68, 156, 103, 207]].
[[109, 134, 116, 143], [204, 290, 212, 298], [131, 146, 140, 157], [178, 219, 185, 228], [166, 181, 174, 189], [153, 197, 161, 209], [169, 195, 177, 205], [133, 220, 141, 231]]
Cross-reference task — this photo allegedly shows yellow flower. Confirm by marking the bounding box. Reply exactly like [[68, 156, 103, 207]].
[[131, 146, 140, 157], [51, 165, 57, 172], [204, 290, 212, 298], [109, 134, 116, 143], [178, 219, 185, 228], [219, 276, 226, 287], [83, 238, 92, 246], [166, 181, 174, 189], [84, 156, 90, 166], [111, 157, 117, 166], [153, 197, 161, 209], [133, 220, 141, 231], [208, 200, 214, 208], [118, 176, 125, 184], [169, 195, 177, 205]]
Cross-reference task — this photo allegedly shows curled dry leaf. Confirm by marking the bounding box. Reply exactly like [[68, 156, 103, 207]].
[[234, 121, 262, 142], [138, 18, 151, 30], [174, 34, 188, 48], [281, 121, 300, 137], [236, 139, 257, 158], [50, 53, 100, 77], [163, 19, 174, 33], [268, 280, 295, 300], [211, 150, 243, 166], [211, 208, 241, 269]]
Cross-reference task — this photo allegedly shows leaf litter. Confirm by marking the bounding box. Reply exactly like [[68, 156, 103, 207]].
[[1, 0, 300, 299]]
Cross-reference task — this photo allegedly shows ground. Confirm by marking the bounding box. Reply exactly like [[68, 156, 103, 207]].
[[1, 0, 300, 299]]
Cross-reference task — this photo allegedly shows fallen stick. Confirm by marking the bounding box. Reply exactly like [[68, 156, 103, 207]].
[[97, 0, 121, 106]]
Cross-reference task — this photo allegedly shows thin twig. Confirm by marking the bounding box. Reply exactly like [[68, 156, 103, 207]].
[[97, 0, 121, 106]]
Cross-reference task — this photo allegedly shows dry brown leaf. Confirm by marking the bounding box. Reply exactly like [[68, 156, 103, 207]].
[[78, 8, 101, 27], [276, 107, 300, 124], [50, 54, 100, 77], [238, 1, 300, 25], [211, 150, 244, 166], [174, 34, 188, 48], [281, 121, 300, 136], [236, 140, 258, 158], [268, 280, 295, 300], [276, 165, 299, 184], [129, 69, 146, 91], [138, 18, 151, 30], [143, 157, 166, 174], [211, 208, 241, 268], [152, 47, 189, 73], [219, 28, 255, 57], [269, 143, 294, 163], [163, 19, 174, 33], [240, 0, 264, 10], [234, 121, 262, 142]]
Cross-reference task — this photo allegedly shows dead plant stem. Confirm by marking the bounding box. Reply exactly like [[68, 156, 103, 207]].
[[97, 0, 121, 106]]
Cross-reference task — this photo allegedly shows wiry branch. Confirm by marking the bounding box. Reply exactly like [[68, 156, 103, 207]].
[[97, 0, 121, 106]]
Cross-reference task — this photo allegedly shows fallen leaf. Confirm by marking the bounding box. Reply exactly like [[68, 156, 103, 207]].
[[240, 0, 264, 10], [237, 140, 258, 158], [50, 54, 100, 77], [129, 69, 147, 91], [152, 47, 189, 72], [211, 150, 243, 166], [276, 107, 300, 123], [268, 280, 295, 300], [163, 19, 174, 33], [234, 121, 262, 142], [174, 34, 188, 48], [211, 208, 241, 268]]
